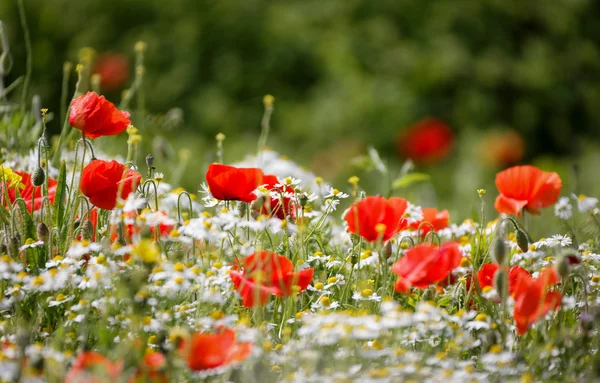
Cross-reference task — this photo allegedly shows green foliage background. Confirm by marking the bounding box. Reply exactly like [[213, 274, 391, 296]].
[[2, 0, 600, 232]]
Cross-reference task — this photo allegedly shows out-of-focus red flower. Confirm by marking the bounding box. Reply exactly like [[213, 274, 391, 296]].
[[344, 196, 409, 242], [480, 129, 525, 167], [65, 351, 123, 383], [5, 171, 58, 212], [396, 118, 454, 164], [392, 242, 462, 293], [410, 207, 449, 235], [494, 165, 562, 216], [69, 92, 131, 139], [93, 52, 129, 91], [513, 267, 561, 335], [186, 328, 252, 371], [128, 352, 167, 383], [230, 251, 314, 307], [80, 159, 142, 210], [476, 264, 530, 296], [260, 175, 296, 220], [206, 164, 267, 203]]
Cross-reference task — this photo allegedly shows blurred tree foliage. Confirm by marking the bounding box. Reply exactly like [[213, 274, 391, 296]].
[[1, 0, 600, 163]]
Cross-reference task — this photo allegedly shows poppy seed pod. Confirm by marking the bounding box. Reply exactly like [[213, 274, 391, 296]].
[[516, 229, 529, 253], [491, 238, 507, 265], [32, 167, 45, 187], [36, 222, 49, 243]]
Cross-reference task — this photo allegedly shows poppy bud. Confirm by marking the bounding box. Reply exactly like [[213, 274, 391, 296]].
[[494, 269, 507, 300], [238, 202, 247, 217], [491, 238, 507, 266], [298, 193, 308, 208], [81, 220, 94, 241], [250, 195, 267, 211], [250, 210, 260, 220], [36, 223, 49, 243], [516, 229, 529, 253], [145, 154, 155, 168], [384, 241, 393, 259], [8, 236, 19, 258], [32, 167, 45, 187], [556, 253, 572, 279]]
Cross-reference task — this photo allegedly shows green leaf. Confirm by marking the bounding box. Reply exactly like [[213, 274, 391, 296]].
[[392, 173, 430, 190], [53, 160, 67, 229], [436, 296, 453, 307]]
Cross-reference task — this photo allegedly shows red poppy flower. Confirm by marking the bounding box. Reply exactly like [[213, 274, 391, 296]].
[[230, 251, 314, 307], [65, 351, 123, 383], [476, 264, 530, 295], [260, 175, 296, 219], [206, 164, 267, 203], [94, 52, 129, 91], [344, 196, 409, 242], [410, 207, 449, 235], [392, 242, 462, 293], [396, 118, 454, 164], [80, 159, 142, 210], [128, 352, 167, 383], [513, 267, 561, 335], [494, 165, 562, 216], [186, 328, 252, 371], [5, 171, 58, 212], [480, 129, 525, 167], [70, 92, 131, 139]]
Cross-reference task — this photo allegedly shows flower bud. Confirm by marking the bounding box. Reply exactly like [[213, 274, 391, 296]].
[[237, 202, 248, 217], [36, 223, 49, 243], [250, 195, 267, 211], [81, 220, 94, 241], [556, 253, 571, 279], [298, 194, 309, 209], [250, 210, 260, 220], [32, 167, 45, 187], [516, 229, 529, 253], [384, 241, 393, 259], [494, 269, 507, 300], [145, 154, 155, 168], [491, 238, 507, 265], [8, 236, 19, 258]]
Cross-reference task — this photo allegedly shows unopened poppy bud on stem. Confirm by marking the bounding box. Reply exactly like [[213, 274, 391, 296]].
[[516, 229, 529, 253], [298, 193, 308, 208], [145, 154, 154, 168], [556, 251, 574, 279], [32, 167, 45, 187], [491, 238, 507, 265], [238, 202, 247, 217], [494, 269, 507, 300], [36, 223, 49, 243]]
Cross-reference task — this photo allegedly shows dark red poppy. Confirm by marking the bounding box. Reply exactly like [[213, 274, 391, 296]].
[[80, 159, 142, 210], [260, 175, 296, 219], [206, 164, 267, 203], [396, 118, 454, 164], [128, 352, 167, 383], [230, 251, 314, 307], [392, 242, 462, 293], [411, 207, 449, 235], [494, 165, 562, 216], [186, 328, 252, 371], [513, 267, 561, 335], [70, 92, 131, 139], [5, 171, 58, 212], [65, 351, 123, 383], [344, 196, 409, 242], [94, 52, 129, 91]]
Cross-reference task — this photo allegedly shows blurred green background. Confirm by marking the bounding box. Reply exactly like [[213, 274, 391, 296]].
[[2, 0, 600, 232]]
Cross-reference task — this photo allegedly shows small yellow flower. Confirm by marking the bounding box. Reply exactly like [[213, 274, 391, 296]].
[[131, 239, 161, 264], [263, 94, 275, 106], [477, 189, 486, 197], [348, 176, 359, 186], [360, 289, 373, 298]]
